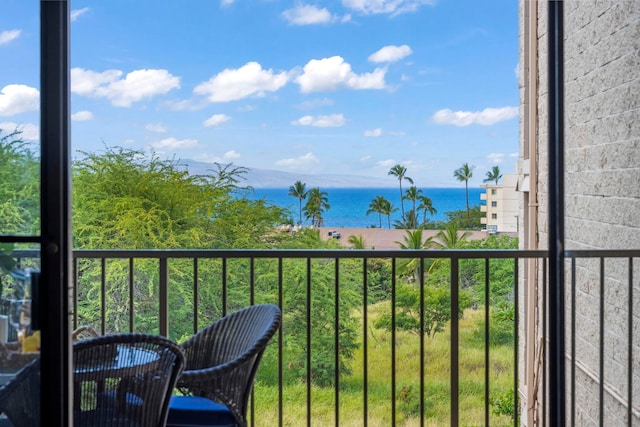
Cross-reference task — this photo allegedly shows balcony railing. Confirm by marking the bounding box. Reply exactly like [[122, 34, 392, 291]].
[[69, 248, 539, 426], [9, 248, 639, 425]]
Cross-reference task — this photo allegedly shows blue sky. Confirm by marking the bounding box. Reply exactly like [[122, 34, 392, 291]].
[[1, 0, 519, 187]]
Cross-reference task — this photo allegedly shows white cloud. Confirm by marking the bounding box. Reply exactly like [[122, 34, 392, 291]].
[[376, 159, 396, 168], [146, 123, 168, 133], [150, 137, 198, 149], [0, 84, 39, 116], [0, 30, 21, 46], [291, 114, 346, 127], [295, 56, 386, 93], [221, 0, 236, 6], [275, 152, 319, 170], [237, 105, 256, 112], [295, 98, 334, 109], [342, 0, 435, 15], [194, 62, 288, 103], [360, 155, 372, 162], [487, 152, 505, 164], [70, 8, 90, 22], [0, 122, 39, 141], [71, 110, 93, 121], [282, 5, 334, 25], [203, 114, 231, 127], [71, 67, 180, 107], [369, 45, 412, 63], [223, 150, 240, 160], [364, 128, 383, 137], [431, 106, 519, 126]]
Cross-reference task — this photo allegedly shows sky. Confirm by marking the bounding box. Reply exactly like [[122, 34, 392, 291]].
[[1, 0, 520, 188]]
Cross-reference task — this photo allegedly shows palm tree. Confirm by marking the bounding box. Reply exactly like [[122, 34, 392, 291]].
[[453, 163, 475, 223], [388, 164, 413, 220], [395, 229, 433, 283], [402, 186, 423, 228], [347, 234, 366, 249], [288, 180, 307, 225], [366, 195, 389, 228], [431, 223, 471, 249], [380, 199, 398, 229], [303, 187, 330, 228], [417, 195, 437, 224], [483, 166, 502, 185]]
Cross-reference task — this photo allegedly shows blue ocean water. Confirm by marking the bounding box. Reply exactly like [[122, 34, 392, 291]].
[[246, 187, 483, 228]]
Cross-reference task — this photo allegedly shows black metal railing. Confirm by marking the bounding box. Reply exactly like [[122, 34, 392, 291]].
[[71, 248, 542, 426], [7, 247, 639, 425]]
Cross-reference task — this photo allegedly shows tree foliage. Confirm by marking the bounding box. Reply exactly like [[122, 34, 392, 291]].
[[453, 162, 475, 222], [388, 164, 413, 220], [0, 129, 39, 236]]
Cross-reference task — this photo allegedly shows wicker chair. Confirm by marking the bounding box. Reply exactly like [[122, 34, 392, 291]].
[[167, 304, 281, 427], [73, 333, 185, 427], [0, 358, 40, 427]]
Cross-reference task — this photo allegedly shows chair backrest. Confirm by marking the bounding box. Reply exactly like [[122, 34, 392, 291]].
[[0, 358, 40, 427], [177, 304, 282, 426], [73, 333, 185, 427]]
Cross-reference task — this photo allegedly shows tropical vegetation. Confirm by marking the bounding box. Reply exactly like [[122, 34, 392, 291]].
[[454, 162, 475, 225], [0, 129, 516, 424]]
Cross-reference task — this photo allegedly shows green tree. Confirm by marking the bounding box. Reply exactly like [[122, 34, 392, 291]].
[[288, 180, 307, 225], [484, 165, 502, 185], [207, 162, 252, 192], [381, 199, 397, 229], [347, 234, 366, 249], [303, 187, 330, 228], [435, 206, 483, 230], [71, 146, 287, 331], [417, 195, 437, 225], [395, 229, 433, 283], [402, 186, 422, 228], [375, 283, 464, 338], [388, 164, 413, 220], [366, 195, 389, 228], [431, 223, 471, 249], [0, 129, 39, 236], [453, 163, 475, 223]]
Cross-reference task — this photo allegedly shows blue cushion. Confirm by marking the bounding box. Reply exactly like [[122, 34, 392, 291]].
[[167, 395, 237, 427], [98, 390, 143, 408]]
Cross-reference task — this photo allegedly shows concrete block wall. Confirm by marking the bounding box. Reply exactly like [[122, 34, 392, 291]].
[[523, 0, 640, 424]]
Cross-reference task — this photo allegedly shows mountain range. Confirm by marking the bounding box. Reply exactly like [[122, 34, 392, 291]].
[[179, 159, 395, 189]]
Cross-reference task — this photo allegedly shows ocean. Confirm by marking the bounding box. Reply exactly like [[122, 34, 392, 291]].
[[245, 187, 483, 228]]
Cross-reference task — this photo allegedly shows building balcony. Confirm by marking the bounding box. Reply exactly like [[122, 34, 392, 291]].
[[8, 248, 638, 425], [65, 248, 639, 425]]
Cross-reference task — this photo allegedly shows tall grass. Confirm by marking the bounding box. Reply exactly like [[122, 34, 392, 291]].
[[252, 304, 515, 426]]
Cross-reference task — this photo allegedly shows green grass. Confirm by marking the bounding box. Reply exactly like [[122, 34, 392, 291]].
[[252, 304, 516, 426]]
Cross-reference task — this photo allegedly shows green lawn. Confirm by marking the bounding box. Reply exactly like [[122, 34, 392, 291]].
[[252, 305, 516, 426]]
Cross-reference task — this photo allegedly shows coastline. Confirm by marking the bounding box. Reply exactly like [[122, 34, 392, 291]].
[[319, 227, 492, 250]]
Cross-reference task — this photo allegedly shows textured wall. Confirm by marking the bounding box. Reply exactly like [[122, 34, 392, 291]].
[[564, 0, 640, 251], [526, 1, 640, 425]]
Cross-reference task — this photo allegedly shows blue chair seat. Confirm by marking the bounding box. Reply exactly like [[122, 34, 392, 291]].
[[167, 395, 237, 427]]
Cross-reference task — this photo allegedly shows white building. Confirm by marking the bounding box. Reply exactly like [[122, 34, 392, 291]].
[[480, 173, 519, 234]]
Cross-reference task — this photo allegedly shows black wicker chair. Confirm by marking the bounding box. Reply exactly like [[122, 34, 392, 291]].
[[73, 333, 185, 427], [0, 358, 40, 427], [167, 304, 281, 427]]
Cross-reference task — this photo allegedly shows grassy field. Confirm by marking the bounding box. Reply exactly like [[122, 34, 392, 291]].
[[251, 304, 516, 426]]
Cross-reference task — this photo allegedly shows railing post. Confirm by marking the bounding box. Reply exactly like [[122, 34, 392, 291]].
[[159, 257, 169, 337], [450, 257, 459, 427], [548, 1, 566, 425]]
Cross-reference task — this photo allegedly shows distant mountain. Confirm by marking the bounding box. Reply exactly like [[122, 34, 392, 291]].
[[178, 159, 395, 189]]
